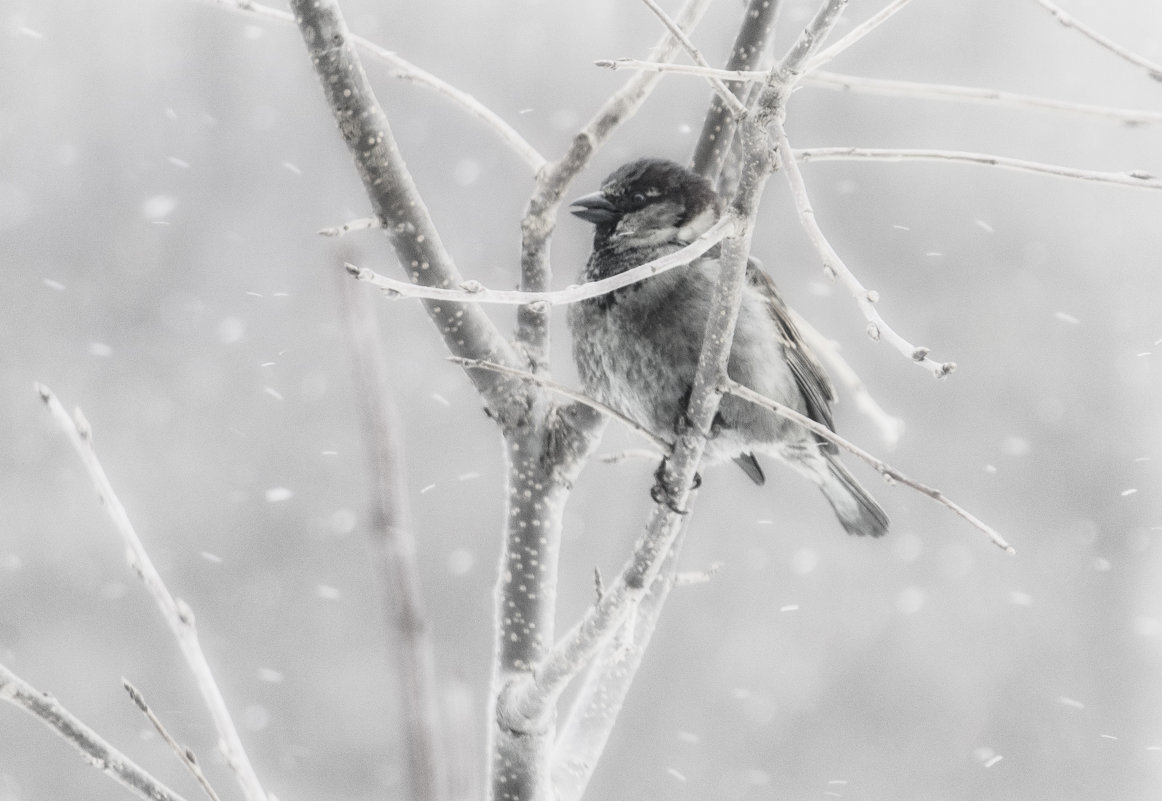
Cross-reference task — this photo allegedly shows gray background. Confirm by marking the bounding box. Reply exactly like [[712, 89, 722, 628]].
[[1, 1, 1160, 799]]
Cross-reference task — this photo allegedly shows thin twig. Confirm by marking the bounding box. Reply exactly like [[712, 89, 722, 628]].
[[724, 380, 1015, 553], [802, 0, 917, 73], [600, 59, 1162, 126], [774, 127, 957, 378], [1033, 0, 1162, 82], [189, 0, 546, 169], [638, 0, 748, 115], [795, 146, 1162, 190], [807, 71, 1162, 126], [123, 681, 223, 801], [0, 662, 191, 801], [345, 214, 735, 306], [35, 385, 270, 801], [450, 358, 670, 452], [775, 0, 852, 79]]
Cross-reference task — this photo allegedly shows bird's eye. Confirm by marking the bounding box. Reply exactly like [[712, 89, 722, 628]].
[[631, 192, 646, 205]]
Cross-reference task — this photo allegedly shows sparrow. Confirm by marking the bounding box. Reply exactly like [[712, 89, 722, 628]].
[[567, 158, 888, 538]]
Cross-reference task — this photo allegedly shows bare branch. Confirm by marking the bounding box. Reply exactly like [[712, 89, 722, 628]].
[[795, 146, 1162, 190], [346, 214, 735, 306], [724, 379, 1016, 553], [551, 527, 686, 801], [123, 681, 222, 801], [691, 0, 783, 182], [638, 0, 748, 115], [775, 126, 957, 378], [451, 358, 671, 452], [806, 71, 1162, 126], [190, 0, 546, 170], [35, 385, 270, 801], [0, 662, 190, 801], [338, 268, 447, 801], [607, 59, 1162, 126], [775, 0, 853, 80], [1033, 0, 1162, 82], [289, 0, 521, 410], [802, 0, 917, 73]]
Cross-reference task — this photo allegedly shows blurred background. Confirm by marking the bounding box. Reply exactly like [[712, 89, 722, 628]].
[[2, 0, 1161, 799]]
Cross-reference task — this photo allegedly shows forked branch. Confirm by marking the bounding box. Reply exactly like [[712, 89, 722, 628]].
[[35, 385, 269, 801]]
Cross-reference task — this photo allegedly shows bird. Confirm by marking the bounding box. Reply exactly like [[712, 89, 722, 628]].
[[567, 157, 888, 538]]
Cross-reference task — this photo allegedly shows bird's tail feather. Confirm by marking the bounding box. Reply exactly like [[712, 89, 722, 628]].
[[818, 457, 889, 537]]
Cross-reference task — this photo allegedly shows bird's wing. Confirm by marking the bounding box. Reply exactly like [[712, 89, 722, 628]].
[[746, 259, 839, 450]]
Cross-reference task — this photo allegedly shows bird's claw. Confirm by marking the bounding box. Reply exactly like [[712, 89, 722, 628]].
[[651, 458, 700, 514]]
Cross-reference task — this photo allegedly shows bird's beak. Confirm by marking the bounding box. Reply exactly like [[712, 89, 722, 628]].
[[569, 192, 620, 225]]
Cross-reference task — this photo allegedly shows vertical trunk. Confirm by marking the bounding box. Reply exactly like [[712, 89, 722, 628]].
[[487, 403, 604, 800]]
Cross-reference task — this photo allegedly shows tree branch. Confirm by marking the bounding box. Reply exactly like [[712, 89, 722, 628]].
[[602, 59, 1162, 126], [802, 0, 917, 73], [795, 146, 1162, 190], [189, 0, 546, 170], [776, 126, 958, 378], [723, 380, 1015, 553], [1033, 0, 1162, 82], [290, 0, 521, 417], [35, 385, 269, 801], [345, 214, 735, 306], [806, 71, 1162, 125], [691, 0, 783, 183], [638, 0, 748, 115], [451, 358, 671, 453], [123, 681, 222, 801], [0, 662, 190, 801]]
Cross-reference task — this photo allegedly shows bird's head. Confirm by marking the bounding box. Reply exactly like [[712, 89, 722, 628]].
[[570, 158, 720, 251]]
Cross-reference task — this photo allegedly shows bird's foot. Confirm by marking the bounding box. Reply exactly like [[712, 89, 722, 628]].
[[651, 457, 700, 514]]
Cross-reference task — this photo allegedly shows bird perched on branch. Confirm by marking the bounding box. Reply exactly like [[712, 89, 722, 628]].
[[567, 157, 888, 538]]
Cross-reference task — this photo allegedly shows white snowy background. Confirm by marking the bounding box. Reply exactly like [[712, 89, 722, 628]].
[[1, 1, 1160, 799]]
